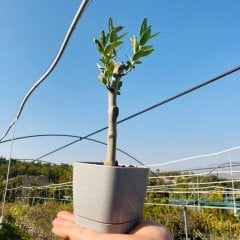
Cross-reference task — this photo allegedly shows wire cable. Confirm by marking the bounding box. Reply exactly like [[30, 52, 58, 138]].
[[0, 133, 145, 166], [32, 65, 240, 161], [0, 0, 91, 225], [0, 121, 17, 224], [147, 145, 240, 167], [0, 0, 91, 143], [117, 65, 240, 125]]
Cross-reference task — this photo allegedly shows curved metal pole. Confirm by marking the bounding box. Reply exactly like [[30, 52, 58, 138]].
[[0, 0, 91, 142]]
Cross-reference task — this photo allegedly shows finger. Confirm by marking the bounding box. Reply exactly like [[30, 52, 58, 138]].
[[131, 221, 174, 240], [52, 225, 84, 240], [52, 216, 76, 228], [52, 225, 69, 239], [57, 211, 75, 222]]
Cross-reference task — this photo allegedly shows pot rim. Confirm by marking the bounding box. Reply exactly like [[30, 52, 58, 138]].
[[73, 161, 149, 170]]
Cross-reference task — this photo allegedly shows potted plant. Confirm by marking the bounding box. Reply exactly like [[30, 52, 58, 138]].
[[73, 18, 158, 233]]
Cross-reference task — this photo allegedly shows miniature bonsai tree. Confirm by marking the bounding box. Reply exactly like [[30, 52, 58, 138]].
[[94, 18, 158, 166]]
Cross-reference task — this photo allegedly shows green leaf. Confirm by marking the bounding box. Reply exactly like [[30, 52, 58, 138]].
[[140, 48, 154, 57], [139, 26, 151, 46], [140, 18, 148, 37], [105, 33, 110, 44], [102, 76, 107, 85], [114, 25, 124, 33], [98, 74, 108, 85], [132, 48, 154, 62], [112, 48, 116, 58], [130, 36, 139, 54], [132, 50, 144, 62], [150, 32, 160, 39], [100, 57, 106, 65], [118, 80, 122, 90], [141, 45, 154, 51], [108, 18, 114, 32], [106, 68, 113, 76], [104, 41, 123, 55], [110, 31, 117, 43], [94, 38, 104, 53], [135, 60, 142, 64], [100, 31, 106, 46], [117, 32, 127, 40], [106, 61, 114, 75], [110, 26, 124, 42]]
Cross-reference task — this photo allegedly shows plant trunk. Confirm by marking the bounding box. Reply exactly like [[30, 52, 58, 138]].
[[104, 90, 118, 166]]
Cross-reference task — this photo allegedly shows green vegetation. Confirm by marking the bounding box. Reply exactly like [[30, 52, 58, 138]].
[[0, 223, 34, 240], [143, 204, 240, 239], [0, 157, 72, 202], [3, 202, 72, 240], [145, 171, 240, 239], [0, 157, 72, 183], [1, 158, 240, 239]]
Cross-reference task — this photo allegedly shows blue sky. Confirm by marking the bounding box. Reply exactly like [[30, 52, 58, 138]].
[[0, 0, 240, 171]]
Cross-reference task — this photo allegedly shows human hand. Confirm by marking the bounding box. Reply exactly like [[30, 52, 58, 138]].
[[52, 211, 173, 240]]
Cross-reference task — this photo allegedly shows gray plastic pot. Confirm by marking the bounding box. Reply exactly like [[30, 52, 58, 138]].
[[73, 162, 149, 233]]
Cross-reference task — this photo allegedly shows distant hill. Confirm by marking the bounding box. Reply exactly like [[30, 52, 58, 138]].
[[0, 157, 72, 201]]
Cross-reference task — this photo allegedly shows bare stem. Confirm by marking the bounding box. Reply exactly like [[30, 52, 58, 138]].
[[104, 90, 118, 166], [104, 62, 124, 166]]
